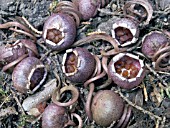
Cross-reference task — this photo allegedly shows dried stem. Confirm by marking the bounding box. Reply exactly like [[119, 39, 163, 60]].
[[84, 71, 106, 88], [52, 85, 79, 107], [71, 113, 83, 128], [116, 89, 162, 121], [72, 33, 119, 51], [2, 54, 28, 72], [85, 83, 94, 121]]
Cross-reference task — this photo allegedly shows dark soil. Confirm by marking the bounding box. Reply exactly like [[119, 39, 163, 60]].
[[0, 0, 170, 128]]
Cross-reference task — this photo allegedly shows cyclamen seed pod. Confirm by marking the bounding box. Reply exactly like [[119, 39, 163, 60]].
[[111, 18, 139, 47], [12, 57, 47, 93], [42, 103, 68, 128], [42, 13, 76, 51], [62, 47, 95, 83], [141, 31, 168, 58], [108, 53, 146, 89], [0, 39, 39, 71], [78, 0, 101, 20], [91, 90, 124, 127], [77, 0, 110, 20]]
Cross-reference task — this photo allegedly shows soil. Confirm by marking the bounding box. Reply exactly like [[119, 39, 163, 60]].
[[0, 0, 170, 128]]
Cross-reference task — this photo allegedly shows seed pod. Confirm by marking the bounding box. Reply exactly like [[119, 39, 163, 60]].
[[0, 39, 39, 71], [108, 53, 146, 89], [42, 13, 76, 51], [42, 103, 68, 128], [78, 0, 101, 20], [62, 47, 95, 83], [12, 57, 47, 94], [91, 90, 124, 127], [78, 0, 109, 20], [111, 18, 139, 47], [141, 31, 168, 58]]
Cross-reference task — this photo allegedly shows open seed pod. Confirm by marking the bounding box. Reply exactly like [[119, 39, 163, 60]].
[[0, 39, 39, 71], [91, 90, 125, 127], [62, 47, 95, 83], [12, 57, 47, 94], [141, 31, 168, 58], [42, 13, 76, 51], [108, 53, 146, 89], [111, 18, 139, 47], [123, 0, 153, 25]]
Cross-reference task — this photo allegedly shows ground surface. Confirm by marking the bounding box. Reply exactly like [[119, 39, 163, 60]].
[[0, 0, 170, 128]]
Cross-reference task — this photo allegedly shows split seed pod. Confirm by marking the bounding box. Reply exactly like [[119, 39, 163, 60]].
[[91, 90, 124, 127], [62, 47, 95, 83], [108, 53, 146, 89], [111, 18, 139, 47], [141, 31, 168, 58], [12, 57, 47, 93], [42, 13, 76, 51], [0, 39, 39, 71]]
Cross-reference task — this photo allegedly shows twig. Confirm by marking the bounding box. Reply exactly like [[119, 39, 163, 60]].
[[10, 90, 26, 115], [116, 89, 162, 121]]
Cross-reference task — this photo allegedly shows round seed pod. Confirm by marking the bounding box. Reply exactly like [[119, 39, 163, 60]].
[[111, 18, 139, 47], [108, 53, 146, 89], [12, 57, 47, 94], [91, 90, 124, 127], [78, 0, 101, 20], [42, 103, 68, 128], [62, 47, 95, 83], [0, 39, 39, 71], [141, 31, 168, 58], [42, 13, 76, 51]]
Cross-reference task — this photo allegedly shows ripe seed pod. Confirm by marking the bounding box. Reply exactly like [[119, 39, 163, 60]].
[[108, 53, 146, 89], [42, 103, 68, 128], [141, 31, 168, 58], [78, 0, 109, 20], [78, 0, 101, 20], [0, 39, 39, 71], [12, 57, 47, 94], [42, 13, 76, 51], [91, 90, 124, 127], [62, 47, 95, 83], [111, 18, 139, 47]]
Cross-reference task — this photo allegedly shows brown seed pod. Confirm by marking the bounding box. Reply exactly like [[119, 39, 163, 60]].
[[141, 31, 168, 58], [108, 53, 146, 89], [42, 103, 69, 128], [12, 57, 47, 94], [62, 47, 96, 83], [91, 90, 125, 127], [111, 18, 139, 47], [0, 39, 39, 71], [42, 13, 76, 51]]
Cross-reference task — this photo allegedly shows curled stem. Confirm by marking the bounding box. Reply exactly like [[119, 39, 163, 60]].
[[155, 52, 170, 71], [102, 56, 109, 74], [71, 113, 83, 128], [0, 21, 31, 33], [2, 54, 28, 72], [121, 106, 132, 128], [72, 33, 119, 51], [85, 83, 94, 121], [9, 28, 37, 41], [84, 71, 106, 88], [114, 105, 128, 128], [123, 0, 153, 25], [52, 85, 79, 107]]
